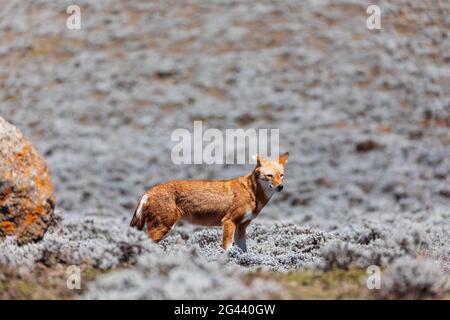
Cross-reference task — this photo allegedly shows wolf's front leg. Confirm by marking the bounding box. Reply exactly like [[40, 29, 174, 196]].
[[234, 222, 249, 252], [222, 219, 236, 251]]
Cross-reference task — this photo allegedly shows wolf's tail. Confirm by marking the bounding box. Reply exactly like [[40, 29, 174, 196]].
[[130, 194, 148, 230]]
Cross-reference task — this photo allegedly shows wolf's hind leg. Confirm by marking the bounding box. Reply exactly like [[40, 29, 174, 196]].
[[148, 223, 171, 242], [146, 209, 179, 243]]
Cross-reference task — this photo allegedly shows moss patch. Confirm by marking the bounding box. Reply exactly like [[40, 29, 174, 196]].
[[252, 268, 374, 299], [0, 263, 104, 300]]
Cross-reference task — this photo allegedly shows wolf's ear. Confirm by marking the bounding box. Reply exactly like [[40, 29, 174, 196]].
[[278, 152, 289, 165], [254, 154, 266, 167]]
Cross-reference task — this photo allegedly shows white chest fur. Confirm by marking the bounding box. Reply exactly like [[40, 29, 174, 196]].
[[256, 180, 275, 212], [241, 180, 276, 224]]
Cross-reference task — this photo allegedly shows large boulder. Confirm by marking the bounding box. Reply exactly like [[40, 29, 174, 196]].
[[0, 117, 56, 244]]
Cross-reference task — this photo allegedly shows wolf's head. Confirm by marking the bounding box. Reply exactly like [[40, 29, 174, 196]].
[[254, 152, 289, 192]]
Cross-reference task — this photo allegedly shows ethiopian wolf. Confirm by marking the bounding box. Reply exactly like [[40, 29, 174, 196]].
[[130, 153, 289, 251]]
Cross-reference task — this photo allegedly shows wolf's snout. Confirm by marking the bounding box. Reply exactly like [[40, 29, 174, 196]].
[[276, 185, 284, 191]]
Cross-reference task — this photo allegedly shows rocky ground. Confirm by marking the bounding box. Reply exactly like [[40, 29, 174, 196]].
[[0, 0, 449, 299]]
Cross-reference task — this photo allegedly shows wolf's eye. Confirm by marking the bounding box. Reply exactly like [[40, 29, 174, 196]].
[[280, 174, 284, 178], [267, 174, 273, 178]]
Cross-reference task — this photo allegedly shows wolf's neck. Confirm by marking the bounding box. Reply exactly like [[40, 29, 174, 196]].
[[246, 171, 275, 212]]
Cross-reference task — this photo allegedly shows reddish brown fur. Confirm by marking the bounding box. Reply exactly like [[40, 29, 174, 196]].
[[131, 152, 289, 251]]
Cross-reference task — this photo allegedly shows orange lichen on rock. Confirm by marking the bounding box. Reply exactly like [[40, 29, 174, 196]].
[[25, 214, 37, 225], [1, 221, 15, 234], [0, 117, 56, 244]]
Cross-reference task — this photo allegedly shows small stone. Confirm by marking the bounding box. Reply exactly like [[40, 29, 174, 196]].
[[0, 117, 56, 245], [355, 140, 381, 152], [439, 190, 450, 198]]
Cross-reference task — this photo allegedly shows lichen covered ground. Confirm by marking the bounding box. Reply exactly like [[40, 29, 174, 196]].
[[0, 0, 449, 299]]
